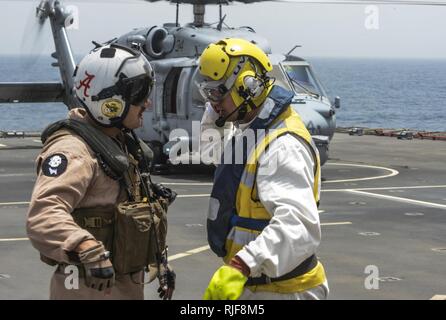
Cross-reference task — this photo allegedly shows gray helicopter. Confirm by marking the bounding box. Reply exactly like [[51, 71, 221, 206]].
[[3, 0, 443, 166], [117, 0, 342, 165], [0, 0, 341, 166]]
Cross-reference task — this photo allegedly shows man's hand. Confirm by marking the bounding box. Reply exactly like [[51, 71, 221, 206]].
[[157, 264, 176, 300], [203, 264, 248, 300], [78, 242, 115, 292]]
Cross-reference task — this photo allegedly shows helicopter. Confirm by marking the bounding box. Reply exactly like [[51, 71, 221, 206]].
[[1, 0, 444, 167]]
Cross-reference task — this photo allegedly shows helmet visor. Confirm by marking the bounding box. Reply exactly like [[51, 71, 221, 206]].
[[196, 56, 247, 103], [119, 74, 154, 106], [196, 79, 230, 103], [92, 73, 154, 106]]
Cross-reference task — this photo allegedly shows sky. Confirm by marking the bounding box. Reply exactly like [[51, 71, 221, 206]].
[[0, 0, 446, 59]]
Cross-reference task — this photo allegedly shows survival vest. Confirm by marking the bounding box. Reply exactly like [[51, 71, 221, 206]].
[[40, 119, 174, 275]]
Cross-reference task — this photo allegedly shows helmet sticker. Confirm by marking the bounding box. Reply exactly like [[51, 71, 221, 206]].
[[41, 154, 68, 177], [75, 71, 95, 98], [73, 43, 154, 127], [101, 99, 124, 118]]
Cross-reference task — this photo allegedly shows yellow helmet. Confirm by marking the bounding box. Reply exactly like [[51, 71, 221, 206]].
[[197, 38, 273, 112]]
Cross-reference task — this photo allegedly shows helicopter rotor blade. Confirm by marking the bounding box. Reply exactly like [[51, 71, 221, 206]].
[[278, 0, 446, 6], [5, 0, 446, 5], [19, 1, 52, 67], [141, 0, 446, 4], [1, 0, 139, 3]]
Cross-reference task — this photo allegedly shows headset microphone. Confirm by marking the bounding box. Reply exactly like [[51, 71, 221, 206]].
[[214, 104, 244, 127], [215, 116, 227, 128]]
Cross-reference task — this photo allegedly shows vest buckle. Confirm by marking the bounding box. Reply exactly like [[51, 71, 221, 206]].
[[83, 217, 103, 228]]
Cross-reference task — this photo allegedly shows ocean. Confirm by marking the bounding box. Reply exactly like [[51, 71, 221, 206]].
[[0, 55, 445, 132]]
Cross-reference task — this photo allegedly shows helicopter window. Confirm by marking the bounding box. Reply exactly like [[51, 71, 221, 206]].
[[282, 64, 325, 97], [163, 67, 183, 114], [268, 65, 293, 91]]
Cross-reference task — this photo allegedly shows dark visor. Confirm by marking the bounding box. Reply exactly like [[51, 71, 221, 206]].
[[92, 73, 153, 106]]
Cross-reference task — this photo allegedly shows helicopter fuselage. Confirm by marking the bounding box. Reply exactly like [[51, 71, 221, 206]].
[[116, 24, 337, 164]]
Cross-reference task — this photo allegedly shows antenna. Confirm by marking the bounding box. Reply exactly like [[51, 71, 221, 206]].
[[217, 0, 229, 30], [286, 44, 302, 56], [175, 0, 179, 27], [217, 14, 226, 31]]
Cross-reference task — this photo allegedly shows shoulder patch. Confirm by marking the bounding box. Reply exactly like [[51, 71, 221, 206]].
[[41, 154, 68, 177]]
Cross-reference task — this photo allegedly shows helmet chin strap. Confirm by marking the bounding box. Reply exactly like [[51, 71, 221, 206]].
[[235, 86, 258, 121]]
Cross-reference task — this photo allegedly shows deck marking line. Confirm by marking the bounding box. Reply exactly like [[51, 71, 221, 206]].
[[164, 222, 353, 261], [160, 182, 213, 186], [169, 245, 210, 261], [177, 194, 210, 198], [347, 190, 446, 210], [430, 295, 446, 300], [0, 201, 30, 206], [323, 185, 446, 192], [321, 222, 352, 226], [0, 238, 29, 242], [324, 163, 399, 183]]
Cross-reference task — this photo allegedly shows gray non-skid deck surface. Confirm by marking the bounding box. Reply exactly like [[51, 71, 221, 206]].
[[0, 133, 444, 299]]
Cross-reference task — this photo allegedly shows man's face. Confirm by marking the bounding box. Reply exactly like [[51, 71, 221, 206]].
[[210, 93, 238, 123], [122, 99, 151, 129]]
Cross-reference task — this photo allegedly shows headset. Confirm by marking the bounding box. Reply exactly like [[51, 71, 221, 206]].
[[215, 59, 271, 127]]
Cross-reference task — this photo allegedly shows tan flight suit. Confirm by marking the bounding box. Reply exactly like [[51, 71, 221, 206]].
[[27, 108, 144, 300]]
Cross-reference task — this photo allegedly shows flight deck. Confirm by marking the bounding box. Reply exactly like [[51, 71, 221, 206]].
[[0, 133, 445, 299]]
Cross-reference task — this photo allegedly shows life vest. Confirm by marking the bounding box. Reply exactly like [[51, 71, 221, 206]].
[[207, 85, 326, 293]]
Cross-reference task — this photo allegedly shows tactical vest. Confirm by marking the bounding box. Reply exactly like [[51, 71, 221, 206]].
[[40, 120, 169, 276], [207, 86, 326, 294]]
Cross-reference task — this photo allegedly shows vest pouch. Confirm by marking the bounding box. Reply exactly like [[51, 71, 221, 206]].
[[71, 206, 115, 253], [113, 202, 157, 275]]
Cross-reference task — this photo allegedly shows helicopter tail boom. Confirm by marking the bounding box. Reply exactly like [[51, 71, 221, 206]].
[[0, 82, 64, 104]]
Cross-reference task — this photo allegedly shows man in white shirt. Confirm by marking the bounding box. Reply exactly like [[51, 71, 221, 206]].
[[197, 38, 329, 300]]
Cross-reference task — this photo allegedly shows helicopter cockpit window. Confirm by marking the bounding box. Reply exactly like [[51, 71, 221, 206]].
[[282, 64, 326, 98], [268, 65, 293, 91]]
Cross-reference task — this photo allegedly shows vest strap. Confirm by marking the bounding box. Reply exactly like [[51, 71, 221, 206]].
[[246, 254, 318, 286], [79, 216, 114, 229], [41, 119, 130, 180], [230, 214, 270, 232]]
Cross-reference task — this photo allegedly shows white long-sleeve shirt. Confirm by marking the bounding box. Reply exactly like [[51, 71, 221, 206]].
[[237, 133, 321, 278], [200, 100, 321, 279]]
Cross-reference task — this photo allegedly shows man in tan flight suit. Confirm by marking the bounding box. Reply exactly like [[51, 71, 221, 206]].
[[27, 43, 175, 300]]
